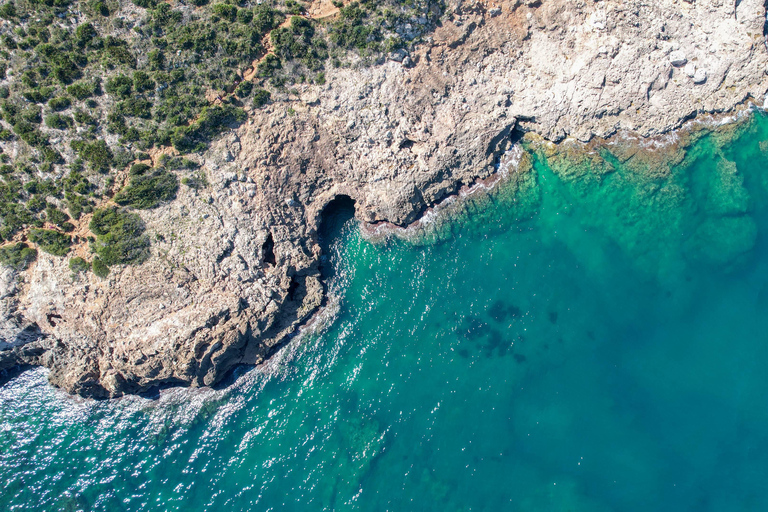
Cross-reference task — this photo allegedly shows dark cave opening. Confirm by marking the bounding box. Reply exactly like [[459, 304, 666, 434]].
[[262, 232, 276, 266], [318, 195, 356, 278]]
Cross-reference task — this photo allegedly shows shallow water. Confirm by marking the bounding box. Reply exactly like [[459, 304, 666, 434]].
[[4, 114, 768, 511]]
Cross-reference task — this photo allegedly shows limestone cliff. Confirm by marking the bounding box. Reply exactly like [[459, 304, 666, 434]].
[[2, 0, 768, 397]]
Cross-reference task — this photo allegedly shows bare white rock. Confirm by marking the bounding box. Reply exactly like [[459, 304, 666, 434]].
[[670, 50, 688, 67], [693, 69, 708, 84]]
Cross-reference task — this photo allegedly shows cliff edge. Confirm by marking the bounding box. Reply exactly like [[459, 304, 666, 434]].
[[2, 0, 767, 397]]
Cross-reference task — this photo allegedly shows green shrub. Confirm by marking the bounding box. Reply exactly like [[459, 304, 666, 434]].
[[253, 4, 282, 33], [89, 0, 110, 16], [104, 37, 136, 68], [91, 256, 109, 277], [105, 74, 133, 99], [170, 104, 245, 153], [45, 206, 72, 230], [133, 71, 154, 93], [52, 60, 81, 84], [21, 106, 41, 124], [129, 163, 151, 176], [148, 49, 165, 70], [88, 206, 150, 265], [164, 157, 197, 170], [75, 23, 97, 48], [0, 201, 33, 240], [285, 0, 305, 15], [256, 53, 281, 78], [212, 3, 237, 22], [0, 2, 16, 20], [117, 97, 153, 118], [69, 256, 90, 273], [73, 109, 97, 125], [114, 168, 178, 209], [48, 96, 72, 111], [29, 228, 71, 256], [75, 139, 112, 172], [236, 8, 252, 24], [234, 80, 252, 98], [65, 193, 92, 220], [0, 242, 36, 269], [13, 121, 47, 147], [45, 113, 73, 130], [26, 194, 47, 213], [253, 87, 270, 107], [66, 81, 97, 100]]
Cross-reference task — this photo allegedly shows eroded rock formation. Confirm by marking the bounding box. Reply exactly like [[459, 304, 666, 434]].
[[3, 0, 768, 397]]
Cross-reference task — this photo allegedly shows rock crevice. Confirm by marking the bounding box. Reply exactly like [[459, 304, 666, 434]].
[[3, 0, 768, 397]]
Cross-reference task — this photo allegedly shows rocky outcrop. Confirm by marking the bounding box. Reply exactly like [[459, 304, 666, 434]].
[[2, 0, 768, 397]]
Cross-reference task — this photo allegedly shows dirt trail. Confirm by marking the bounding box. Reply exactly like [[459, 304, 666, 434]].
[[241, 0, 347, 83], [307, 0, 342, 19]]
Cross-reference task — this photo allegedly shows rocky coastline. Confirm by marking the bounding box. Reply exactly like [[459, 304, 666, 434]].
[[2, 0, 768, 398]]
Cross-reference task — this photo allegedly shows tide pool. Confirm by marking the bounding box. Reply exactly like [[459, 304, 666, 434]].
[[4, 114, 768, 511]]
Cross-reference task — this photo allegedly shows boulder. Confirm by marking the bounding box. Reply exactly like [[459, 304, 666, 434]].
[[693, 69, 708, 84], [669, 50, 687, 67]]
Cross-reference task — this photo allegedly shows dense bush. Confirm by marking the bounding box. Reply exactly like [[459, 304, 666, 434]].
[[91, 256, 109, 277], [73, 139, 113, 172], [133, 71, 154, 93], [129, 163, 151, 176], [171, 104, 246, 153], [45, 207, 73, 232], [105, 74, 133, 99], [0, 242, 37, 270], [66, 81, 98, 100], [88, 207, 150, 266], [65, 192, 92, 219], [114, 168, 178, 209], [117, 97, 153, 119], [68, 256, 90, 273], [253, 87, 270, 107], [45, 113, 73, 130], [48, 96, 71, 111], [29, 228, 71, 256], [212, 3, 237, 22], [234, 80, 253, 98]]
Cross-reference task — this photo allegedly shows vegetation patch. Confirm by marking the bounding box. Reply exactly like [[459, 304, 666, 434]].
[[0, 242, 37, 270], [28, 228, 72, 256], [114, 168, 179, 209], [88, 206, 150, 266], [0, 0, 444, 272], [91, 256, 109, 278], [171, 104, 246, 153], [68, 255, 90, 273]]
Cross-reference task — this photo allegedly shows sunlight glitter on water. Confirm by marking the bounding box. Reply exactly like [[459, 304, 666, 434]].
[[5, 114, 768, 510]]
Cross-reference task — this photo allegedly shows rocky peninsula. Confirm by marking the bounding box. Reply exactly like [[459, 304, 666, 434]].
[[1, 0, 767, 397]]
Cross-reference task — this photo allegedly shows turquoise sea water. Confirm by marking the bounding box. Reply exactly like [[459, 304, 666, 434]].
[[5, 114, 768, 511]]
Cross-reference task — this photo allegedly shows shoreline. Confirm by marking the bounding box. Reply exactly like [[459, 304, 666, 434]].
[[4, 0, 768, 398], [1, 101, 761, 400], [357, 103, 762, 245]]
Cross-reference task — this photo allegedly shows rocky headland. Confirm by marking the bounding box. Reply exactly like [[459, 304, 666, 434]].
[[2, 0, 768, 397]]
